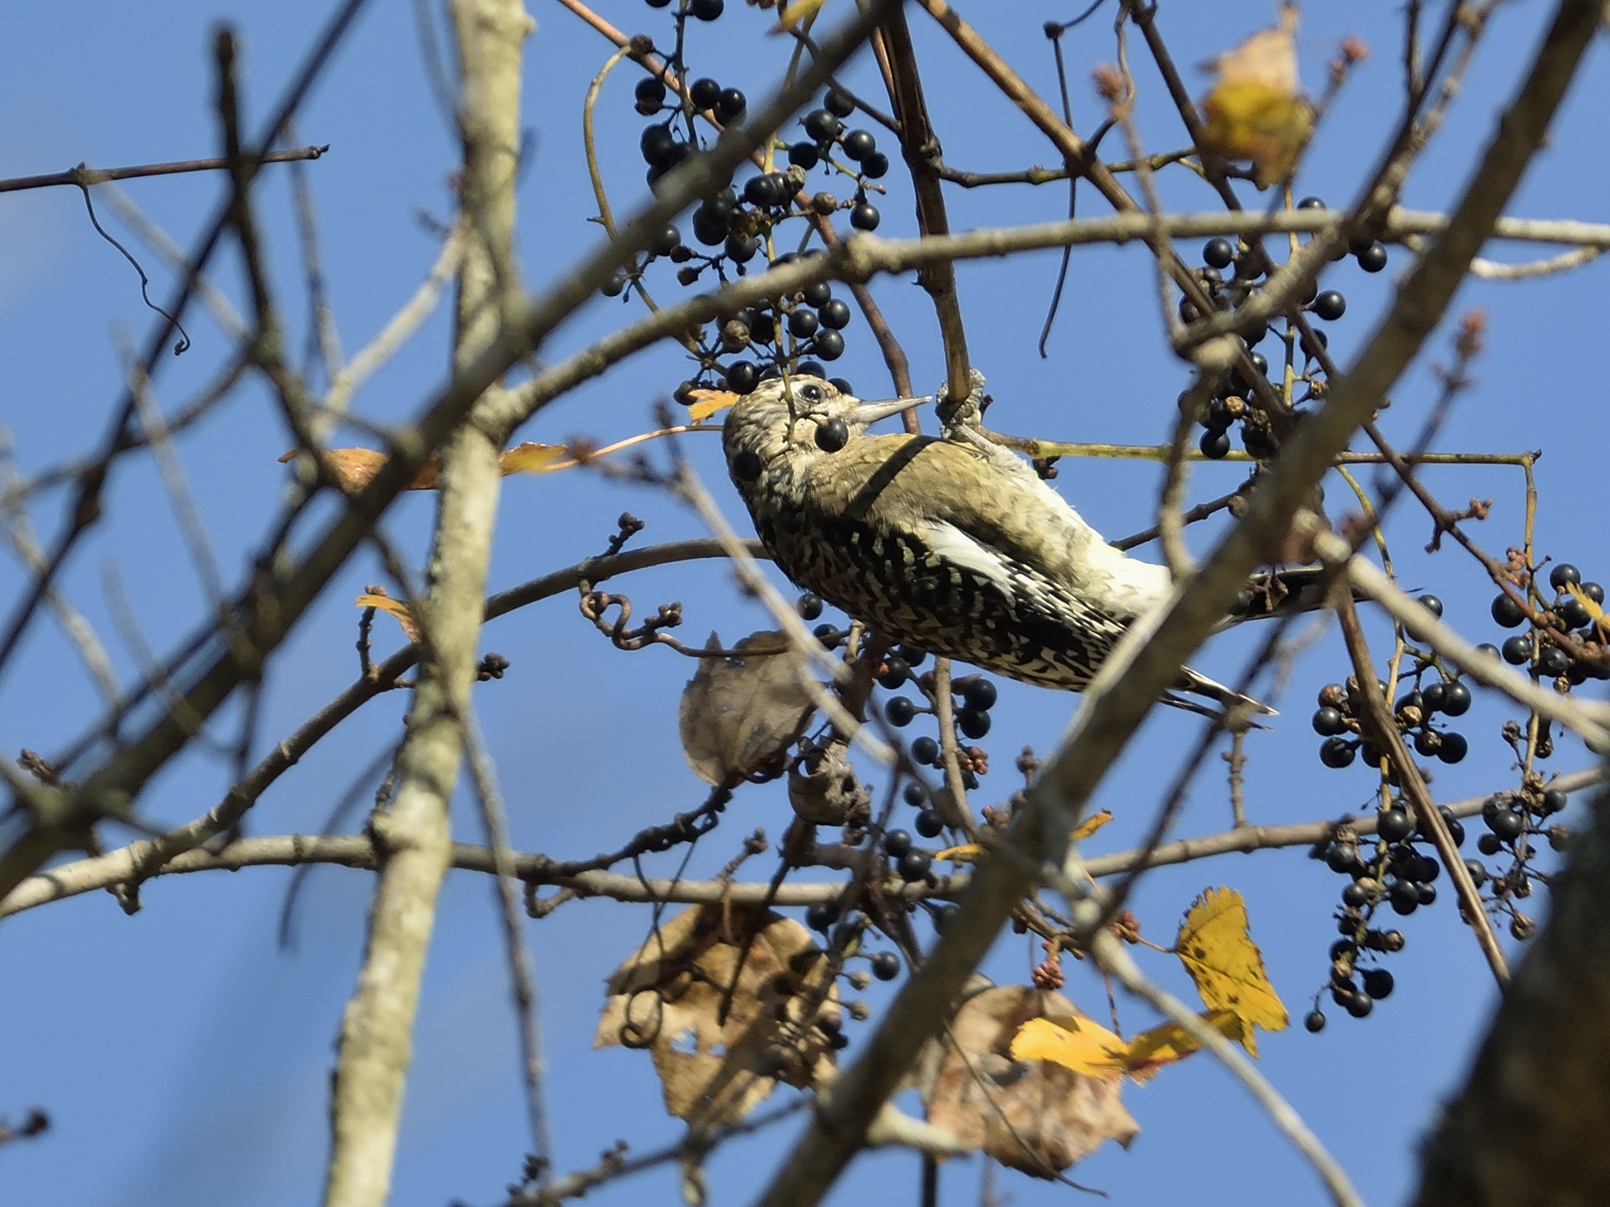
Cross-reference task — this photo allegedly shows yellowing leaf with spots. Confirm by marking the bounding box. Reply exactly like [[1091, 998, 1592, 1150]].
[[1012, 1008, 1248, 1082], [687, 389, 739, 423], [1120, 1009, 1248, 1079], [1198, 5, 1313, 187], [1173, 887, 1287, 1055]]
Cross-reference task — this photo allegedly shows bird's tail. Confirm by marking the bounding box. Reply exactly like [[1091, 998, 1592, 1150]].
[[1165, 668, 1276, 720]]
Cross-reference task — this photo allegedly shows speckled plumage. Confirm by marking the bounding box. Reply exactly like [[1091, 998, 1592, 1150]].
[[723, 377, 1322, 714]]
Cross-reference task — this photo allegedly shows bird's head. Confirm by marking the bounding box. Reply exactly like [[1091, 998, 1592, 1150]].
[[721, 375, 924, 503]]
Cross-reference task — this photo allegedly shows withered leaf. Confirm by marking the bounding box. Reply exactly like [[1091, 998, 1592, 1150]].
[[354, 592, 421, 642], [595, 903, 839, 1128], [278, 447, 440, 492], [921, 985, 1137, 1178], [679, 631, 815, 787]]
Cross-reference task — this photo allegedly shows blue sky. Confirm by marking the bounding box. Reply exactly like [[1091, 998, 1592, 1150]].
[[2, 2, 1607, 1205]]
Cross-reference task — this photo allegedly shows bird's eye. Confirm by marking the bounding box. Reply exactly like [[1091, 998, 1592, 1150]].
[[798, 383, 823, 402]]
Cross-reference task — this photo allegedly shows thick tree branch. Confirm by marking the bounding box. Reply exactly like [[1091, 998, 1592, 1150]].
[[322, 4, 531, 1205]]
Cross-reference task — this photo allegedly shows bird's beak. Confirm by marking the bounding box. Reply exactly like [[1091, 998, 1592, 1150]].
[[848, 395, 930, 425]]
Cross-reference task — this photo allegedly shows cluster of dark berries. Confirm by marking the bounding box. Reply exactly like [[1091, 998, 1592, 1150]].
[[615, 14, 896, 400], [1312, 644, 1472, 774], [881, 646, 993, 771], [1306, 802, 1458, 1027], [716, 265, 858, 392], [1186, 198, 1386, 462], [1468, 782, 1569, 940], [1483, 562, 1609, 690]]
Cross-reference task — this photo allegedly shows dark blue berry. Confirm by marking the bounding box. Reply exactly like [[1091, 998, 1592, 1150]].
[[915, 809, 943, 838], [1549, 563, 1581, 591], [725, 360, 758, 393], [1437, 732, 1468, 763], [1297, 196, 1326, 210], [788, 309, 819, 338], [879, 656, 911, 689], [885, 697, 917, 727], [1344, 991, 1374, 1018], [1417, 593, 1444, 618], [850, 203, 880, 231], [882, 829, 913, 857], [1463, 859, 1489, 887], [870, 951, 901, 980], [635, 76, 667, 114], [796, 591, 823, 620], [1361, 968, 1394, 999], [957, 708, 990, 739], [1378, 808, 1414, 842], [1200, 429, 1231, 459], [1389, 882, 1420, 914], [690, 78, 723, 110], [818, 298, 852, 329], [806, 902, 838, 931], [1539, 645, 1570, 678], [860, 151, 889, 179], [898, 849, 933, 881], [1486, 808, 1523, 841], [842, 129, 877, 160], [1356, 241, 1388, 272], [812, 330, 845, 360], [802, 280, 832, 307], [1491, 593, 1527, 628], [1312, 707, 1347, 736], [1319, 737, 1357, 768], [689, 0, 723, 19], [903, 781, 927, 808], [1203, 237, 1235, 268], [1304, 1009, 1327, 1033], [1441, 680, 1472, 716], [788, 141, 820, 169], [911, 736, 940, 765], [1541, 787, 1568, 814], [803, 109, 841, 141], [725, 232, 758, 263], [962, 679, 997, 711], [1312, 290, 1346, 320], [824, 89, 855, 117], [1501, 634, 1533, 665], [640, 124, 680, 167], [717, 88, 746, 122]]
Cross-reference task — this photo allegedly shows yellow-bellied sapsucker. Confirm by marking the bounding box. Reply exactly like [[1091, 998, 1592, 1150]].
[[722, 375, 1331, 716]]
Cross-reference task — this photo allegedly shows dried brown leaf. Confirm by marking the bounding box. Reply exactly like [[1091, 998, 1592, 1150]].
[[921, 985, 1137, 1177], [679, 631, 815, 787], [595, 903, 838, 1127]]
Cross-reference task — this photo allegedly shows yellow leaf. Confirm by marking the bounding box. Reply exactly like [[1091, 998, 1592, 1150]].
[[1173, 887, 1288, 1055], [933, 843, 982, 864], [1198, 6, 1313, 187], [1069, 809, 1113, 842], [1121, 1009, 1247, 1081], [771, 0, 831, 34], [355, 592, 420, 642], [1567, 583, 1608, 636], [499, 442, 568, 475], [1013, 1009, 1248, 1083], [687, 389, 739, 423], [1011, 1015, 1130, 1078]]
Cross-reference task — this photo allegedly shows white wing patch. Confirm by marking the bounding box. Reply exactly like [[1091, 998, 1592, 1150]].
[[923, 520, 1017, 603]]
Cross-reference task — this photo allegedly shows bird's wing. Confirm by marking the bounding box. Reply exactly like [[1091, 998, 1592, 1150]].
[[809, 433, 1172, 620]]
